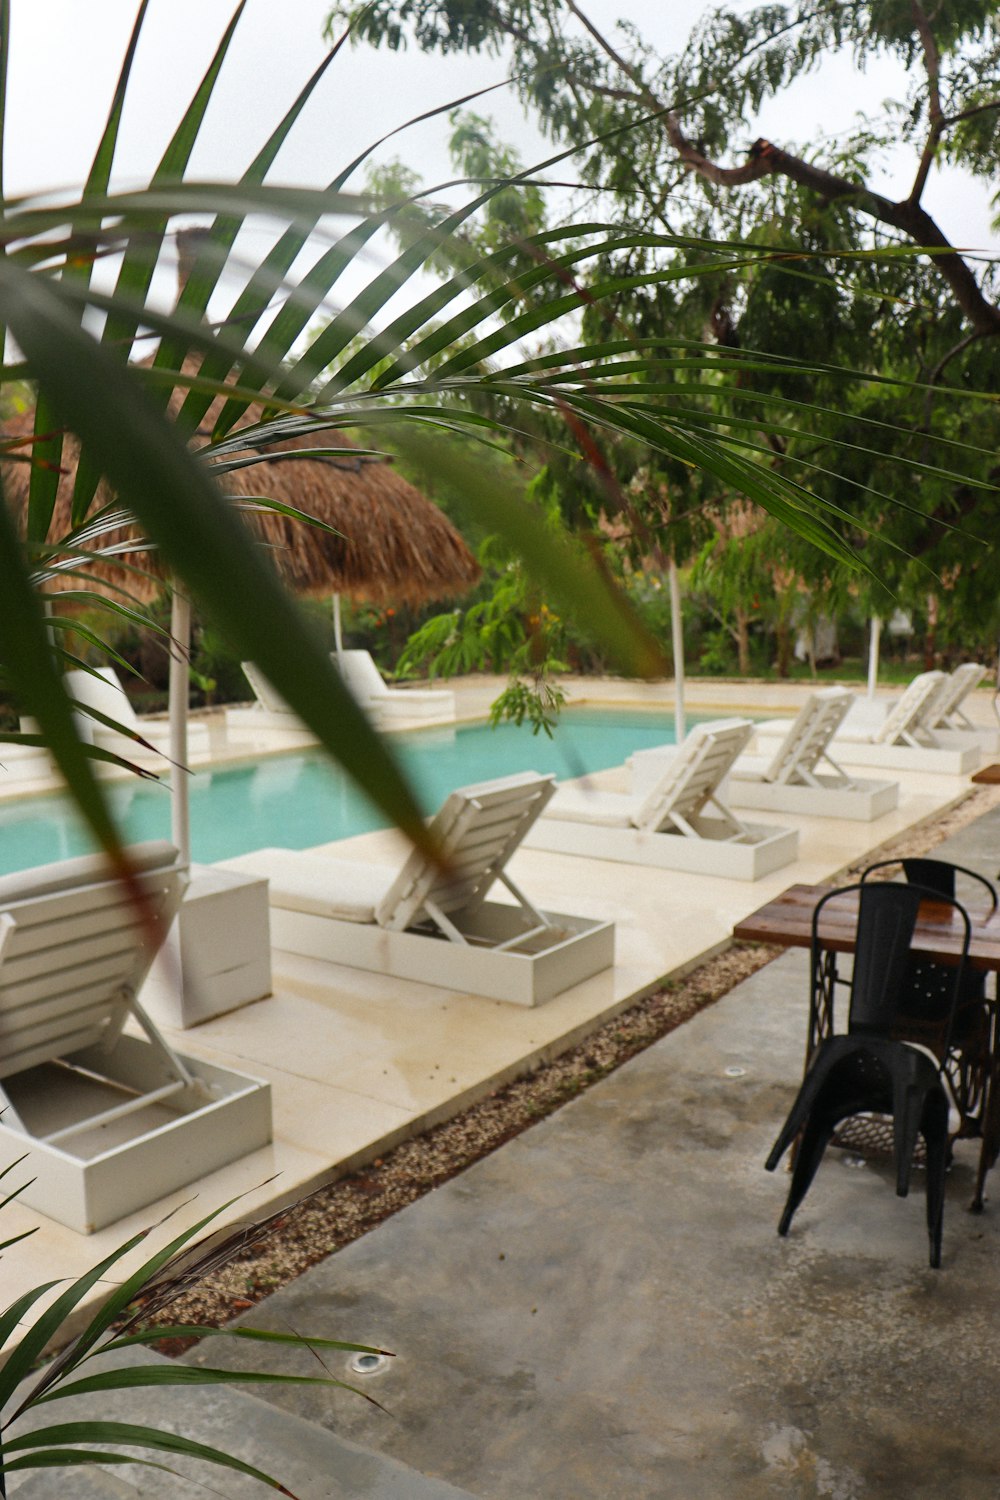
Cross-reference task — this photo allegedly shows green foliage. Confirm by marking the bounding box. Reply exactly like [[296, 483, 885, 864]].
[[489, 672, 568, 735], [0, 1192, 383, 1493], [328, 0, 1000, 658]]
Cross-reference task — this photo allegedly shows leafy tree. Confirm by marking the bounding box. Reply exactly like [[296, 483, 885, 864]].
[[328, 1, 1000, 337], [327, 0, 1000, 656]]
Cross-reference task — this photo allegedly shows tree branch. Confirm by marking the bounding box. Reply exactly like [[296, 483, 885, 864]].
[[554, 1, 1000, 336], [908, 1, 944, 206]]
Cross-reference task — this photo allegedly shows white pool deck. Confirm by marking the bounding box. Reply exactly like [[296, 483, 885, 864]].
[[2, 673, 999, 1333]]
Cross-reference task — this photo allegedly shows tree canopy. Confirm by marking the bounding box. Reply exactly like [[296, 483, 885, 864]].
[[328, 0, 1000, 660]]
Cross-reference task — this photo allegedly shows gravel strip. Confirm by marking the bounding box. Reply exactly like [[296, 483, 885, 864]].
[[137, 784, 1000, 1349]]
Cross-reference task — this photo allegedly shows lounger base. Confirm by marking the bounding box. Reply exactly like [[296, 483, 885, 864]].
[[727, 773, 899, 822], [933, 727, 1000, 757], [371, 695, 456, 726], [224, 706, 315, 741], [752, 724, 979, 775], [269, 899, 614, 1007], [525, 817, 797, 881], [1, 1036, 271, 1233]]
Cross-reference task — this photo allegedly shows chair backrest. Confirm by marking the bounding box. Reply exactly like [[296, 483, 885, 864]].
[[335, 650, 390, 702], [376, 772, 556, 931], [0, 842, 184, 1080], [64, 666, 141, 740], [872, 670, 947, 744], [861, 856, 998, 912], [241, 662, 293, 716], [633, 719, 754, 833], [927, 662, 987, 728], [812, 881, 971, 1046], [761, 688, 854, 784]]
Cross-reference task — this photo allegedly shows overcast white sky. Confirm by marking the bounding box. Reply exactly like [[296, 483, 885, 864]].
[[6, 0, 996, 324]]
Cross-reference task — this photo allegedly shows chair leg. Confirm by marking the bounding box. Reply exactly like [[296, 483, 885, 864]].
[[893, 1074, 935, 1199], [924, 1107, 949, 1270], [778, 1113, 835, 1237]]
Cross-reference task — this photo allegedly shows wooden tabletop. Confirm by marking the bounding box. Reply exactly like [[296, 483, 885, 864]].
[[733, 883, 1000, 971]]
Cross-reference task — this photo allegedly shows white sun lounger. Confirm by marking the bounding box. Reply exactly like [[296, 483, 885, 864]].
[[221, 771, 614, 1007], [224, 661, 311, 741], [0, 733, 52, 787], [0, 841, 270, 1232], [65, 665, 211, 768], [927, 663, 988, 731], [523, 719, 798, 881], [628, 690, 899, 823], [752, 671, 981, 774], [336, 649, 456, 726]]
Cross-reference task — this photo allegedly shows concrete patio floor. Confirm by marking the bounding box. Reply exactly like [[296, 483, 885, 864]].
[[175, 799, 1000, 1499], [0, 676, 996, 1343]]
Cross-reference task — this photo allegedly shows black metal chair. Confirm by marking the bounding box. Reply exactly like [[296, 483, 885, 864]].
[[860, 858, 995, 1147], [765, 880, 972, 1267]]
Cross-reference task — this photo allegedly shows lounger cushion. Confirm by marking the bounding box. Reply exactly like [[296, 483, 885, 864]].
[[0, 840, 180, 906], [543, 787, 635, 828], [250, 848, 396, 923]]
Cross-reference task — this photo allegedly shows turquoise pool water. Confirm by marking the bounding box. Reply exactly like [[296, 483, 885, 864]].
[[0, 707, 693, 875]]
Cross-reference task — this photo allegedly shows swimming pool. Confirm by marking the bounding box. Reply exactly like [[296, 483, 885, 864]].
[[0, 707, 694, 875]]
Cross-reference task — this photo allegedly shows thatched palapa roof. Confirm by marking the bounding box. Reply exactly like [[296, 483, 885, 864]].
[[1, 367, 480, 608]]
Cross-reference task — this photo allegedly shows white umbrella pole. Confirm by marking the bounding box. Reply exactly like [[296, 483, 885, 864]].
[[867, 615, 881, 701], [169, 589, 192, 866], [332, 593, 344, 666], [669, 557, 686, 743]]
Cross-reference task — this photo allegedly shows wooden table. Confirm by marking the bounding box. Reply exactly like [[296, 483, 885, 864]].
[[734, 882, 1000, 970], [734, 882, 1000, 1209]]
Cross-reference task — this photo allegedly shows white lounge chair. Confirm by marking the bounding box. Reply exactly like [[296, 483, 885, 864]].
[[336, 649, 456, 726], [221, 771, 614, 1007], [629, 690, 899, 822], [0, 732, 52, 787], [524, 719, 798, 881], [65, 665, 211, 768], [0, 841, 270, 1232], [224, 661, 311, 742], [752, 670, 981, 775], [927, 662, 988, 731]]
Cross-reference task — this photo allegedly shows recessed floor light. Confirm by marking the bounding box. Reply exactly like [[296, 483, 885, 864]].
[[349, 1352, 391, 1376]]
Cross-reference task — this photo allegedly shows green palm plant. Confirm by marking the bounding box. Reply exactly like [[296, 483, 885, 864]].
[[0, 1189, 387, 1495]]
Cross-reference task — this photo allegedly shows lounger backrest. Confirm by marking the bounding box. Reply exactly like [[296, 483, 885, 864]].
[[376, 772, 556, 931], [761, 688, 854, 784], [64, 666, 140, 740], [872, 671, 947, 744], [927, 662, 987, 727], [241, 662, 293, 716], [0, 842, 184, 1080], [335, 650, 391, 702], [633, 719, 754, 832]]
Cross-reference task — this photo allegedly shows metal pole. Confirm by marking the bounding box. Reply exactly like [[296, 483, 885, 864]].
[[169, 589, 192, 865], [867, 615, 881, 701], [332, 593, 344, 665], [669, 557, 686, 743]]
